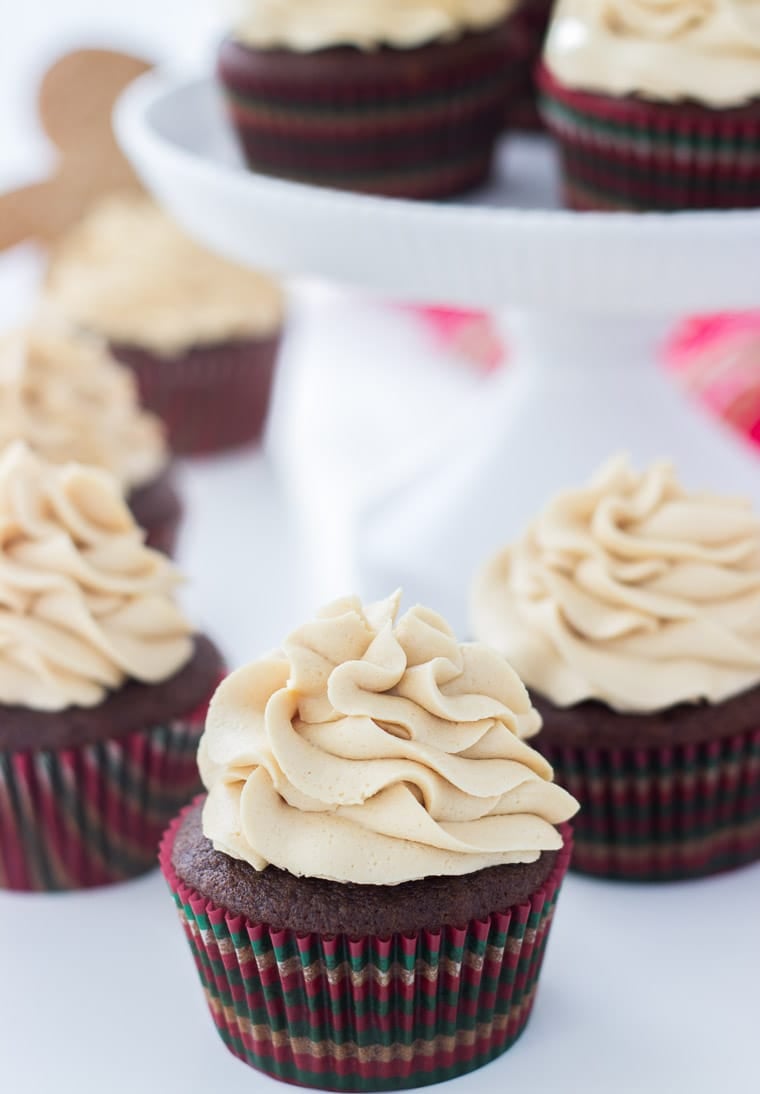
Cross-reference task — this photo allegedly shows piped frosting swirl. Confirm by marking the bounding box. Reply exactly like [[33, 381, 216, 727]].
[[0, 444, 193, 711], [199, 591, 577, 885], [471, 456, 760, 714], [0, 328, 167, 491], [231, 0, 516, 51], [543, 0, 760, 106]]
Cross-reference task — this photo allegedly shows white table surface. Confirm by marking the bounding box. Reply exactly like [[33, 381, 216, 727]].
[[1, 5, 759, 1091]]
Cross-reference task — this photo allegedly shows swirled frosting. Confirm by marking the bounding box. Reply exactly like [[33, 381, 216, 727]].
[[44, 195, 285, 356], [0, 443, 193, 711], [544, 0, 760, 106], [231, 0, 516, 51], [0, 328, 167, 492], [199, 591, 577, 885], [471, 456, 760, 714]]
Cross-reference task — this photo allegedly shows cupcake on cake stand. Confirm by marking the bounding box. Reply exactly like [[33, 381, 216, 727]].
[[116, 72, 760, 631]]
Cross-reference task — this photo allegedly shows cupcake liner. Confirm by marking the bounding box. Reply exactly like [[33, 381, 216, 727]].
[[0, 694, 214, 892], [160, 808, 573, 1091], [112, 335, 282, 456], [538, 728, 760, 881], [503, 0, 552, 131], [218, 24, 522, 200], [538, 64, 760, 211], [141, 513, 182, 557]]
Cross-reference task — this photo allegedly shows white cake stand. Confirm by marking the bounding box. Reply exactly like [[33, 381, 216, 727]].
[[116, 71, 760, 631]]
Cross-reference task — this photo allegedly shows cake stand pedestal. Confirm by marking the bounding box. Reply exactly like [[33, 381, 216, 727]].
[[116, 72, 760, 629]]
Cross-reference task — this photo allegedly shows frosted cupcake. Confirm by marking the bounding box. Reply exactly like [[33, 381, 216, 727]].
[[538, 0, 760, 209], [161, 591, 577, 1090], [0, 444, 223, 890], [44, 195, 285, 454], [218, 0, 525, 199], [472, 456, 760, 880], [0, 326, 180, 555]]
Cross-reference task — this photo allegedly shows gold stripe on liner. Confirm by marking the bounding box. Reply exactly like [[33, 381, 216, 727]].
[[179, 920, 472, 987], [204, 986, 538, 1064], [578, 815, 760, 866]]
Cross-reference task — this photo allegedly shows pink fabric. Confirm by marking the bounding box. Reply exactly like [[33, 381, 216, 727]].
[[664, 313, 760, 449], [409, 306, 506, 373]]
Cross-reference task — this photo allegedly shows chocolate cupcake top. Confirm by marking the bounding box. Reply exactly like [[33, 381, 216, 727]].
[[0, 327, 167, 492], [543, 0, 760, 106], [44, 195, 285, 357], [199, 591, 577, 886], [231, 0, 517, 51], [0, 443, 193, 711], [472, 455, 760, 714]]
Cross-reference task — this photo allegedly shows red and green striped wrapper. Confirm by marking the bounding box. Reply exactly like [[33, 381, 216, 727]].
[[538, 728, 760, 881], [160, 810, 573, 1091], [111, 335, 282, 457], [537, 64, 760, 211], [217, 23, 522, 201], [0, 696, 214, 892]]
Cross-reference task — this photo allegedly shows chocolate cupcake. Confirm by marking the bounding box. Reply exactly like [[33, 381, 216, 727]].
[[0, 326, 180, 555], [538, 0, 760, 210], [160, 591, 577, 1090], [472, 456, 760, 880], [218, 0, 525, 199], [0, 443, 223, 891], [44, 195, 285, 455]]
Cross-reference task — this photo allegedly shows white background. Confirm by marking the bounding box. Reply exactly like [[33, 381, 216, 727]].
[[0, 4, 759, 1093]]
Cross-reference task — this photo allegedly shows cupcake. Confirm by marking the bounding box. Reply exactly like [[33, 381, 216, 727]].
[[160, 591, 577, 1090], [218, 0, 525, 199], [44, 195, 285, 455], [0, 326, 180, 556], [538, 0, 760, 210], [472, 456, 760, 881], [0, 443, 223, 891]]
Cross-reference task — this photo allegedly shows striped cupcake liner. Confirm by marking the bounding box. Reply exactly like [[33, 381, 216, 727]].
[[0, 699, 213, 892], [538, 727, 760, 881], [112, 335, 282, 457], [218, 26, 521, 200], [537, 64, 760, 211], [160, 809, 572, 1091]]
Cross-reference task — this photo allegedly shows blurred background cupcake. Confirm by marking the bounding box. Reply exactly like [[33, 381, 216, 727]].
[[161, 592, 577, 1090], [0, 443, 223, 891], [0, 326, 181, 555], [43, 194, 286, 455], [218, 0, 525, 198], [472, 456, 760, 881], [537, 0, 760, 210]]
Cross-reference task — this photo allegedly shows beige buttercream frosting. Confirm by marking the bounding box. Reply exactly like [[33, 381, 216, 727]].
[[199, 591, 577, 885], [44, 195, 285, 357], [0, 443, 193, 712], [544, 0, 760, 106], [232, 0, 516, 51], [471, 456, 760, 714], [0, 328, 167, 492]]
